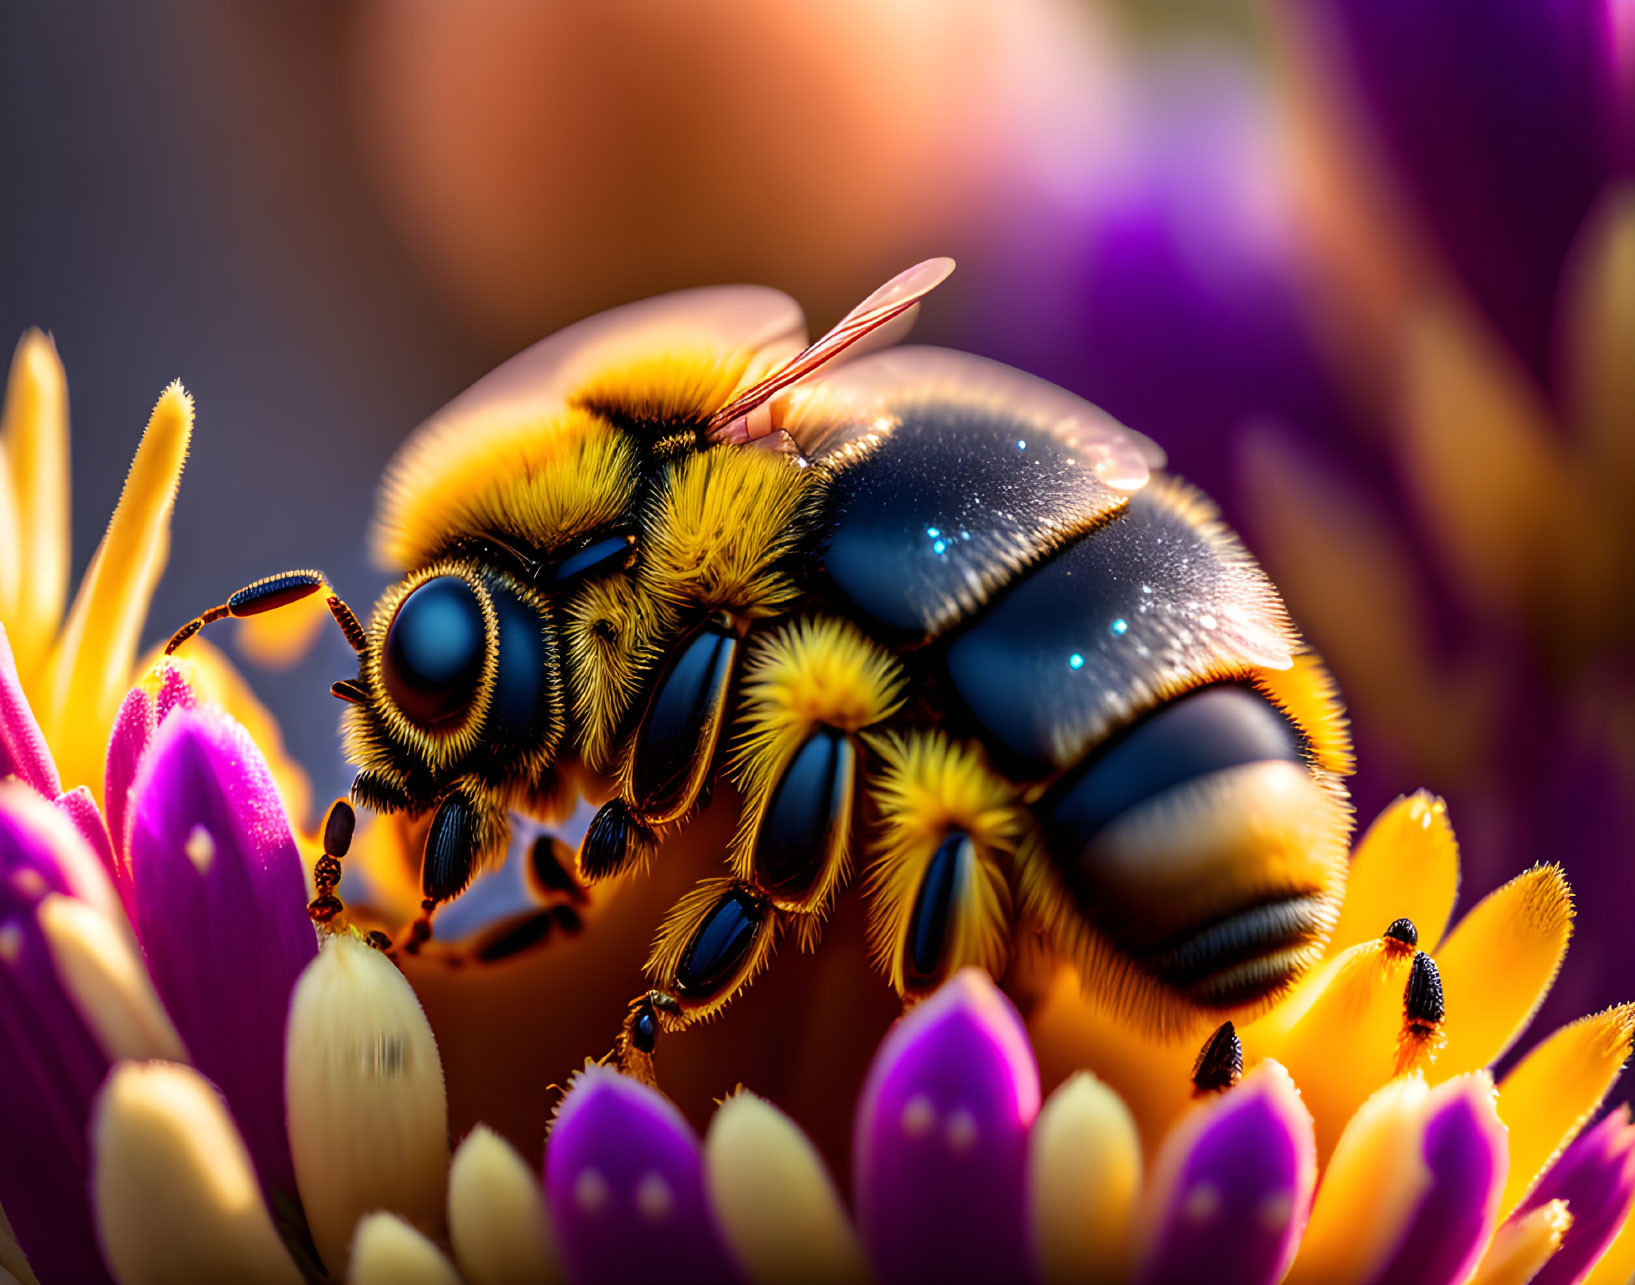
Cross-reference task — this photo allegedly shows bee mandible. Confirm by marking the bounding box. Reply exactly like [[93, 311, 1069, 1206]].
[[167, 258, 1352, 1038]]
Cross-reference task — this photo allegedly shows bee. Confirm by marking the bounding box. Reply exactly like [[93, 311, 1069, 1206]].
[[167, 258, 1353, 1039]]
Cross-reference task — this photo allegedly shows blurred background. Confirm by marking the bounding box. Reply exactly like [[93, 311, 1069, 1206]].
[[2, 0, 1630, 1052]]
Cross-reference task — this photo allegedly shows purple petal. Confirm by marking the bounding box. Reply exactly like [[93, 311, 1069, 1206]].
[[1514, 1105, 1635, 1285], [1369, 1083, 1508, 1285], [1607, 0, 1635, 175], [1312, 0, 1608, 389], [1136, 1063, 1316, 1285], [0, 789, 114, 1282], [0, 622, 60, 799], [54, 786, 117, 887], [124, 707, 315, 1197], [104, 659, 197, 872], [853, 969, 1040, 1285], [545, 1065, 743, 1285]]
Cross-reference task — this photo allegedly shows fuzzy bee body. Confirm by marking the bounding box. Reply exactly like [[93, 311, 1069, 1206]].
[[177, 265, 1353, 1038]]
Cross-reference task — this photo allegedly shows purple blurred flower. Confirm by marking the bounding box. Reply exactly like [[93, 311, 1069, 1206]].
[[1310, 0, 1627, 390]]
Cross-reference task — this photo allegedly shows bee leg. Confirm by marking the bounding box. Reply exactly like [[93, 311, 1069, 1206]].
[[576, 797, 658, 882], [861, 730, 1020, 1001], [607, 990, 681, 1089], [405, 788, 509, 953], [645, 879, 778, 1023]]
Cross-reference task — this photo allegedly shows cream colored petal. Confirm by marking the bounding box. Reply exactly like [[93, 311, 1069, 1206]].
[[0, 1202, 39, 1285], [286, 933, 449, 1279], [1286, 1074, 1436, 1285], [1330, 791, 1461, 955], [1029, 1072, 1141, 1285], [91, 1061, 302, 1285], [1401, 302, 1570, 621], [0, 331, 69, 680], [1471, 1199, 1571, 1285], [704, 1090, 870, 1285], [449, 1125, 562, 1285], [41, 380, 191, 797], [1245, 939, 1417, 1162], [1562, 185, 1635, 495], [37, 894, 186, 1061], [1498, 1005, 1635, 1217], [1431, 865, 1573, 1082], [348, 1213, 461, 1285]]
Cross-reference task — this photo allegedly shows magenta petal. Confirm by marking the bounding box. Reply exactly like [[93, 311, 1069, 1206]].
[[545, 1066, 743, 1285], [124, 707, 315, 1196], [0, 792, 114, 1282], [1370, 1088, 1508, 1285], [1136, 1067, 1316, 1285], [54, 786, 117, 886], [105, 659, 196, 871], [1515, 1106, 1635, 1285], [854, 969, 1041, 1285], [0, 623, 60, 799]]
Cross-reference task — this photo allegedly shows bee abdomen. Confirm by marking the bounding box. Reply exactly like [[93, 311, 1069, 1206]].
[[943, 479, 1295, 775], [629, 622, 737, 823], [751, 729, 855, 906]]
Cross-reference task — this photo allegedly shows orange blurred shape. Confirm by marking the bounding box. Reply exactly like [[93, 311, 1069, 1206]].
[[350, 0, 1114, 346]]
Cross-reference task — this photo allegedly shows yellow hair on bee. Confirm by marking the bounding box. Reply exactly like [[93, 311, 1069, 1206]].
[[638, 446, 822, 618], [726, 617, 904, 912], [561, 570, 676, 774], [863, 731, 1021, 996], [572, 346, 762, 443], [1253, 651, 1354, 776], [646, 879, 779, 1025], [376, 406, 638, 571]]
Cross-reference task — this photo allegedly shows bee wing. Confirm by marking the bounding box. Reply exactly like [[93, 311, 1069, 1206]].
[[783, 345, 1161, 493], [708, 258, 956, 443]]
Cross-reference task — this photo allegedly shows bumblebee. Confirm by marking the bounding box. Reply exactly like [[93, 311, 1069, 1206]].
[[169, 259, 1352, 1038]]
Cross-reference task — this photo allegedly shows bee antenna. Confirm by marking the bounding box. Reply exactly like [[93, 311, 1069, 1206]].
[[164, 570, 367, 656]]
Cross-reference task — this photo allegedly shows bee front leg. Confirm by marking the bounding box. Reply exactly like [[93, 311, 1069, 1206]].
[[408, 784, 511, 951]]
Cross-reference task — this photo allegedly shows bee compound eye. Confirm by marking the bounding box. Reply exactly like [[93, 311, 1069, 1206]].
[[383, 576, 487, 726]]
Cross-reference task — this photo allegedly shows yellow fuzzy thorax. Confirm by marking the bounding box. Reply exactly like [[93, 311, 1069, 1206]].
[[562, 571, 675, 775], [863, 731, 1023, 995], [375, 406, 638, 571], [572, 346, 763, 442], [637, 446, 820, 618]]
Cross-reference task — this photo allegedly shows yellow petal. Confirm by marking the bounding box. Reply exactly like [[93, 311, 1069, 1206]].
[[0, 1202, 39, 1285], [348, 1213, 461, 1285], [91, 1061, 302, 1285], [1401, 302, 1569, 621], [448, 1125, 562, 1285], [1562, 184, 1635, 494], [36, 894, 186, 1062], [1245, 939, 1417, 1161], [1288, 1071, 1500, 1285], [704, 1091, 870, 1285], [0, 331, 69, 679], [1030, 1071, 1141, 1285], [41, 381, 191, 797], [1330, 791, 1461, 955], [1431, 865, 1573, 1082], [1471, 1199, 1571, 1285], [1497, 1004, 1635, 1216], [286, 933, 449, 1278]]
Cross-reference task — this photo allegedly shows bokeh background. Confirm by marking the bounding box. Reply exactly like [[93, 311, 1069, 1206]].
[[3, 0, 1631, 1058]]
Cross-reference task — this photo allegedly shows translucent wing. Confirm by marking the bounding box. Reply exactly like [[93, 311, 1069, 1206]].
[[708, 257, 956, 444]]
